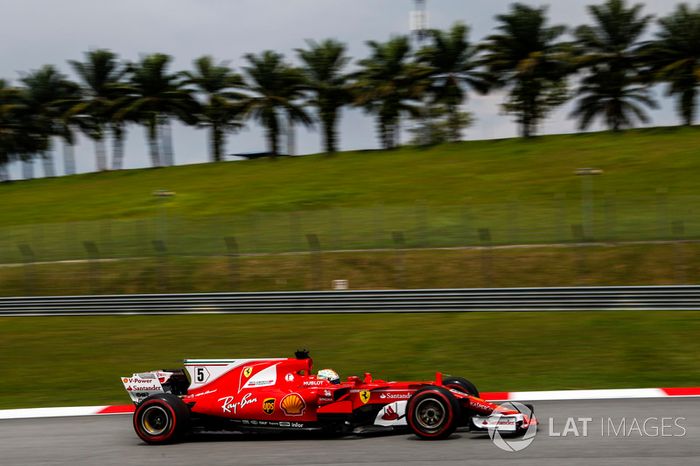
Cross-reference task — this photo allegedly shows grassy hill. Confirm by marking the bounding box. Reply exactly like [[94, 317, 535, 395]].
[[1, 127, 699, 264], [1, 129, 700, 408]]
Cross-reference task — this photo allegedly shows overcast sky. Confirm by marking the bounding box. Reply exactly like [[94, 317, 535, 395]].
[[0, 0, 684, 176]]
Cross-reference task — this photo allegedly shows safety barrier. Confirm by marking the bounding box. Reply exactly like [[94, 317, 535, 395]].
[[1, 285, 699, 316]]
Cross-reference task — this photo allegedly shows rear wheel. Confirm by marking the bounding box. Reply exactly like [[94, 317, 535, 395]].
[[407, 386, 460, 440], [133, 393, 190, 444]]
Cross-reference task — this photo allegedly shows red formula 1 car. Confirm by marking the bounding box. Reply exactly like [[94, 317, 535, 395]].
[[121, 351, 536, 444]]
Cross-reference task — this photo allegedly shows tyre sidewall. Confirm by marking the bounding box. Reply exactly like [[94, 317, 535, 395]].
[[133, 394, 188, 444], [443, 377, 479, 398], [407, 387, 460, 440]]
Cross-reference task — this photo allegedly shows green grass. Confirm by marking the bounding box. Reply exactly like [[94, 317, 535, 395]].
[[1, 127, 700, 262], [0, 242, 697, 296], [1, 130, 699, 409], [1, 311, 699, 409]]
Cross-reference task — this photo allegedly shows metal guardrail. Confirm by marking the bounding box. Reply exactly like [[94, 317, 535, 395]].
[[1, 286, 700, 317]]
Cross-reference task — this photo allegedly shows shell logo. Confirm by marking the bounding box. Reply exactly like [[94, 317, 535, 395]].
[[243, 367, 253, 378], [280, 393, 306, 416]]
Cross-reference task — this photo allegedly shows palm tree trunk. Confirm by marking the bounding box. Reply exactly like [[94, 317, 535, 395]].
[[520, 85, 536, 138], [111, 124, 125, 170], [95, 137, 108, 171], [394, 118, 401, 148], [161, 118, 174, 166], [266, 112, 279, 157], [63, 141, 76, 176], [148, 119, 161, 167], [521, 109, 532, 138], [323, 113, 337, 153], [267, 126, 279, 156], [681, 88, 696, 127], [447, 103, 460, 142], [42, 149, 56, 178], [377, 117, 390, 150], [22, 158, 34, 180], [211, 124, 224, 162], [287, 112, 295, 156]]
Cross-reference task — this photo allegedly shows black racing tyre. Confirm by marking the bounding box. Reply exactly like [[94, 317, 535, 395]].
[[133, 393, 190, 444], [407, 386, 460, 440], [442, 377, 479, 398], [443, 377, 480, 427]]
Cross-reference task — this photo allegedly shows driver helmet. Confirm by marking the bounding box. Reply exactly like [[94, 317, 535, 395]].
[[317, 368, 340, 384]]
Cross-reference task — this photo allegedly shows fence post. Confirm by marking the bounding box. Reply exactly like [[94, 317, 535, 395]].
[[99, 219, 112, 258], [152, 240, 168, 292], [306, 234, 323, 290], [571, 224, 588, 281], [373, 203, 385, 248], [249, 212, 261, 253], [478, 228, 492, 287], [603, 194, 617, 242], [554, 192, 567, 243], [18, 244, 35, 296], [331, 208, 343, 251], [415, 200, 428, 248], [392, 231, 406, 288], [224, 236, 240, 291], [462, 204, 472, 246], [508, 199, 520, 244], [672, 221, 686, 284], [656, 188, 670, 239], [288, 211, 302, 252], [83, 241, 100, 294]]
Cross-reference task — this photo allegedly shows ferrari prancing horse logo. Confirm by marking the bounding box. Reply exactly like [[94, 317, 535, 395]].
[[359, 390, 371, 404], [243, 366, 253, 378]]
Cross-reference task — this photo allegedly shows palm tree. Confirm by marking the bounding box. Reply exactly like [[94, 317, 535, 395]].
[[20, 65, 80, 178], [354, 36, 429, 149], [280, 66, 311, 157], [69, 49, 130, 170], [118, 54, 199, 167], [480, 4, 571, 138], [182, 56, 245, 162], [241, 51, 312, 157], [572, 0, 655, 131], [571, 67, 657, 130], [0, 80, 33, 180], [416, 22, 489, 142], [643, 4, 700, 126], [54, 89, 87, 176], [296, 39, 352, 153]]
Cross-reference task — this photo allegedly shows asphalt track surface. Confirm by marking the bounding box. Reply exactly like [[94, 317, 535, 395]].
[[1, 399, 698, 465]]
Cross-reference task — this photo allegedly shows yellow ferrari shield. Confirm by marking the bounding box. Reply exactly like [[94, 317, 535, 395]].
[[243, 366, 253, 378], [359, 390, 371, 404]]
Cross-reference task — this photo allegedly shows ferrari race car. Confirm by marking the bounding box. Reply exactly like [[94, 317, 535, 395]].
[[121, 351, 536, 444]]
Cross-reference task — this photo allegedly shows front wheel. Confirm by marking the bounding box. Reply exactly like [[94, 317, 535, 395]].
[[133, 393, 190, 444], [443, 377, 479, 398], [406, 386, 460, 440]]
